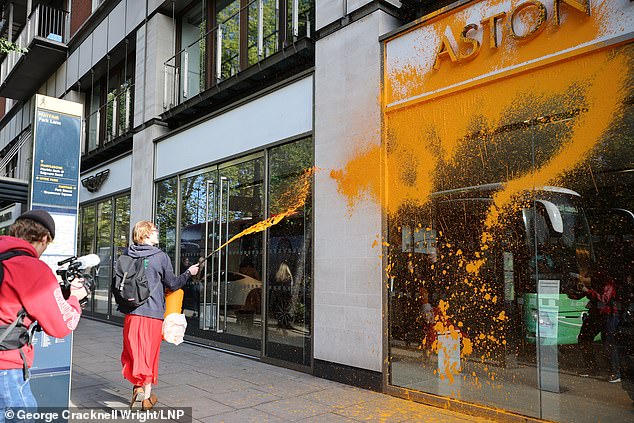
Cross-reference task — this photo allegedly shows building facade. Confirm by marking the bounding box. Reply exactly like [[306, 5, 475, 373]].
[[0, 0, 632, 422]]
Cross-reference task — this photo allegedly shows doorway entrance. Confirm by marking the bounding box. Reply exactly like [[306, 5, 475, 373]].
[[155, 137, 313, 366], [179, 155, 264, 353]]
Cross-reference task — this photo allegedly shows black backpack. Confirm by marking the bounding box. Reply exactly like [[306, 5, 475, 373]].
[[112, 255, 157, 309]]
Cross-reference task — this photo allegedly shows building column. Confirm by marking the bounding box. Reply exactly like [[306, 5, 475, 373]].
[[130, 12, 173, 225], [313, 5, 401, 386]]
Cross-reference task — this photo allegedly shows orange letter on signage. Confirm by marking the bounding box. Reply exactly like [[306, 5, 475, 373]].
[[480, 12, 506, 48], [459, 24, 481, 61], [554, 0, 590, 25], [433, 34, 459, 70], [508, 0, 548, 41]]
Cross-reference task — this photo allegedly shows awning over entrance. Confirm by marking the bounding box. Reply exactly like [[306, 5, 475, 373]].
[[0, 176, 28, 208]]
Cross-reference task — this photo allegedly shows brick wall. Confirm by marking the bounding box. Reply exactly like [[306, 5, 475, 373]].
[[70, 0, 92, 37]]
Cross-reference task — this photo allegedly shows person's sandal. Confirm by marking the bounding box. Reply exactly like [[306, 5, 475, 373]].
[[130, 386, 144, 409], [141, 393, 158, 411]]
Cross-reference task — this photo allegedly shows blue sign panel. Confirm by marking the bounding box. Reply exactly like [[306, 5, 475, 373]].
[[28, 95, 83, 416], [31, 332, 72, 373], [30, 329, 72, 409], [31, 110, 81, 209]]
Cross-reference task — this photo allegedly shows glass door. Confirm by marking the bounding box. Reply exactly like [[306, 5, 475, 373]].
[[94, 200, 112, 315], [181, 156, 264, 352], [78, 194, 130, 320], [199, 175, 222, 332]]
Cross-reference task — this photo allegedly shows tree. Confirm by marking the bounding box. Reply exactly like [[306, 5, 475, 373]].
[[0, 38, 25, 53]]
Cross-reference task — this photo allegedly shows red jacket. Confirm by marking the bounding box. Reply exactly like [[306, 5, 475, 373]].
[[586, 279, 618, 315], [0, 236, 82, 370]]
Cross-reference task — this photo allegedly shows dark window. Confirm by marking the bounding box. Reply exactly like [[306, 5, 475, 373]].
[[84, 54, 135, 153]]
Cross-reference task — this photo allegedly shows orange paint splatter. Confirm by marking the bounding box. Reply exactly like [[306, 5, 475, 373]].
[[330, 147, 382, 211], [342, 0, 632, 397], [213, 167, 314, 253], [386, 0, 602, 106]]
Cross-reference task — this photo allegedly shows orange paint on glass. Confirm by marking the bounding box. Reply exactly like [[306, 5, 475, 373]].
[[213, 167, 315, 253], [338, 0, 632, 391]]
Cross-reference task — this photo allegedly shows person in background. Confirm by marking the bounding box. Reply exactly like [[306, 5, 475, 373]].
[[120, 221, 199, 410], [578, 265, 621, 383], [0, 210, 88, 412], [418, 286, 435, 359], [239, 258, 260, 280]]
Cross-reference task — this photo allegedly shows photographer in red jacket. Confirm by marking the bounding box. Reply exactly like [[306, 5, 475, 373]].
[[0, 210, 88, 411]]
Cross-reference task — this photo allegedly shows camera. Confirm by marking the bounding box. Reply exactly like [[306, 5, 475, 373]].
[[560, 272, 582, 299], [56, 254, 99, 308]]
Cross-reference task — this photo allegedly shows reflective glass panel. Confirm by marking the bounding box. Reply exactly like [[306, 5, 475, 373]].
[[118, 81, 132, 136], [94, 199, 113, 315], [87, 82, 101, 151], [265, 137, 313, 365], [386, 37, 634, 422], [217, 157, 264, 349], [248, 0, 279, 66], [111, 195, 130, 318], [180, 3, 206, 101], [156, 176, 179, 265], [217, 0, 240, 80], [80, 205, 96, 311], [286, 0, 311, 39], [179, 167, 216, 331]]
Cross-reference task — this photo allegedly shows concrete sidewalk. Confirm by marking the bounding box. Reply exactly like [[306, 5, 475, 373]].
[[70, 318, 493, 422]]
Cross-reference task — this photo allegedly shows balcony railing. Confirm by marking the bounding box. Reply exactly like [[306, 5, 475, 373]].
[[0, 4, 69, 88], [86, 83, 134, 154], [163, 0, 312, 110]]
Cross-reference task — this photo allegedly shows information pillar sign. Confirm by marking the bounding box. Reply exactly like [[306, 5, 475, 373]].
[[29, 94, 83, 410]]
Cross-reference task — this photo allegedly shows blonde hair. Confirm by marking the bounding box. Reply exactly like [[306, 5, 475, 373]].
[[132, 220, 156, 244], [275, 262, 293, 284]]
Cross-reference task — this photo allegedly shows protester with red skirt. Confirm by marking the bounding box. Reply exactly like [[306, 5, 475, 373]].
[[118, 221, 199, 410]]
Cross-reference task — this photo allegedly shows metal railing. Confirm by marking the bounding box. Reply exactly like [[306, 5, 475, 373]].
[[163, 0, 312, 110], [85, 83, 134, 153], [0, 4, 69, 87]]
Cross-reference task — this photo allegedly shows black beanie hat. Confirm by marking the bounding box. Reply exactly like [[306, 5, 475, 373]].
[[17, 209, 56, 240]]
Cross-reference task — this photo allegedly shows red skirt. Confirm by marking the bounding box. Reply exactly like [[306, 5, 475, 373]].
[[121, 314, 163, 386]]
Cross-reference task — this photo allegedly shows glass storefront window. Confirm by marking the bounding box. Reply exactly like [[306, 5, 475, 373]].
[[154, 137, 313, 366], [111, 195, 131, 317], [385, 21, 634, 423], [266, 137, 313, 366], [175, 158, 265, 352], [94, 200, 113, 315], [80, 205, 96, 257], [156, 177, 178, 265], [79, 193, 130, 320], [178, 166, 216, 328]]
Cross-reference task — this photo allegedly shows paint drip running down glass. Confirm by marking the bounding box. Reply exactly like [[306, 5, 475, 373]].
[[212, 167, 315, 253]]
